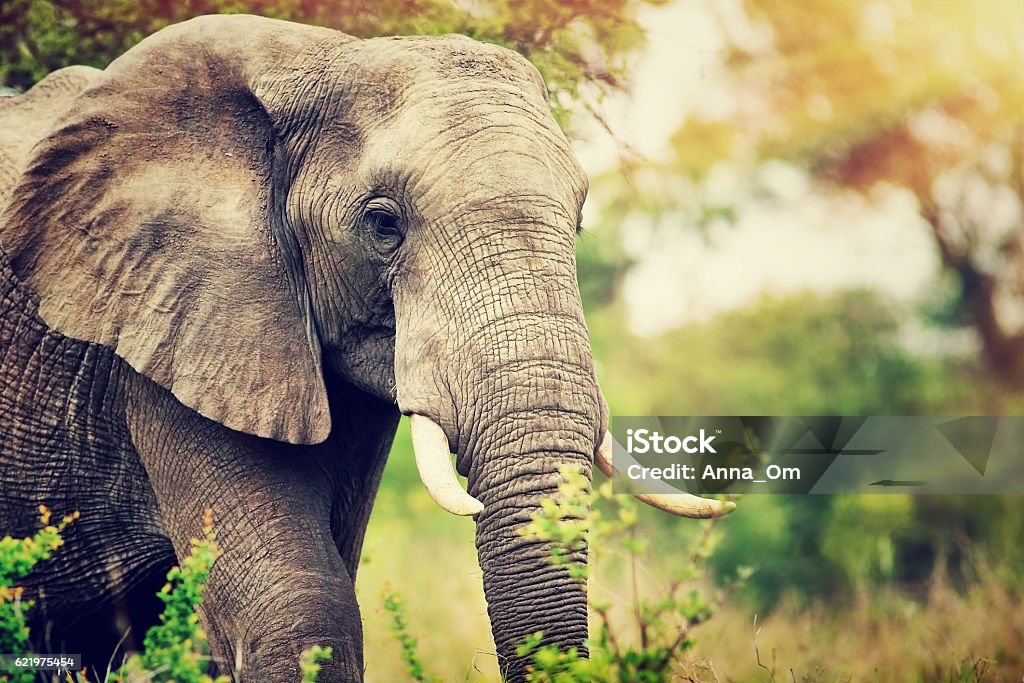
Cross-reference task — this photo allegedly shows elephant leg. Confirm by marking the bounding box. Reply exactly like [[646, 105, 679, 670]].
[[124, 375, 389, 682]]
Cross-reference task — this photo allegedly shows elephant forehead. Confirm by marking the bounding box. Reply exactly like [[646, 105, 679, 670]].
[[408, 36, 543, 90], [308, 35, 587, 203], [358, 103, 586, 211], [365, 34, 544, 90], [329, 36, 548, 122]]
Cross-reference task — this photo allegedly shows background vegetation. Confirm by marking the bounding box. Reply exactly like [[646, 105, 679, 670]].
[[2, 0, 1022, 680]]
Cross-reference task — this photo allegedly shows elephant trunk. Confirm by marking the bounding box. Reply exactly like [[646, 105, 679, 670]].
[[471, 433, 592, 680], [403, 342, 598, 679], [456, 335, 600, 680]]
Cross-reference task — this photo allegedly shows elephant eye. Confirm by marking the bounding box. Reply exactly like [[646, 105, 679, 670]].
[[363, 200, 404, 249], [369, 210, 400, 237]]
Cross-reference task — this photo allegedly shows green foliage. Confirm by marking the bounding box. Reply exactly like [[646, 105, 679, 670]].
[[0, 506, 77, 683], [589, 289, 1024, 610], [117, 509, 228, 683], [381, 585, 438, 683], [821, 494, 913, 586], [300, 645, 334, 683], [710, 490, 1024, 612], [516, 465, 746, 682], [0, 508, 333, 682], [518, 467, 591, 582], [590, 290, 1019, 610], [709, 496, 845, 610]]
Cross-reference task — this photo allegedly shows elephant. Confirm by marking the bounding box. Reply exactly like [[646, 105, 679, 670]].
[[0, 14, 732, 681]]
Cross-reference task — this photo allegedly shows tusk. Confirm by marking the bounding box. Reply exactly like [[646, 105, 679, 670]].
[[596, 430, 736, 519], [410, 415, 484, 516]]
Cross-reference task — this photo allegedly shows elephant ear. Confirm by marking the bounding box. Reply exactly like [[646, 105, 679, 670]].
[[2, 15, 343, 445]]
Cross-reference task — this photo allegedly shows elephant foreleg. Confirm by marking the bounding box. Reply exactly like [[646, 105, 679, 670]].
[[125, 375, 381, 682]]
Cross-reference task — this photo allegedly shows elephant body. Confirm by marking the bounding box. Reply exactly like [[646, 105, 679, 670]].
[[0, 242, 170, 661], [0, 15, 603, 681]]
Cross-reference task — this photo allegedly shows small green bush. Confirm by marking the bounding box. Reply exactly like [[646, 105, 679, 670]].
[[0, 506, 78, 683], [117, 509, 228, 683], [516, 466, 747, 683], [1, 507, 330, 683], [299, 645, 334, 683], [380, 585, 438, 683]]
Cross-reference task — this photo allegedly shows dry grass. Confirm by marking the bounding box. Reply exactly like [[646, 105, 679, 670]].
[[685, 564, 1023, 682]]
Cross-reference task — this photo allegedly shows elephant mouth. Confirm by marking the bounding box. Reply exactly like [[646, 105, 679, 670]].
[[407, 413, 735, 519]]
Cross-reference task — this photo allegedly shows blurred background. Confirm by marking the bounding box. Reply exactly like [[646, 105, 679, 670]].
[[3, 0, 1022, 680]]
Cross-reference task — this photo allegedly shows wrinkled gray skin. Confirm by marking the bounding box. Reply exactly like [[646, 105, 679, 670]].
[[0, 15, 604, 682]]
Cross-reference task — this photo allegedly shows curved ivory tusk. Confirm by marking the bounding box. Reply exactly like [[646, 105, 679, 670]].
[[410, 415, 484, 516], [596, 430, 736, 519]]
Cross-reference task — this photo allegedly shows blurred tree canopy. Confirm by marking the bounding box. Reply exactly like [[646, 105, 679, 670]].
[[0, 0, 668, 127], [599, 289, 961, 416], [671, 0, 1024, 384]]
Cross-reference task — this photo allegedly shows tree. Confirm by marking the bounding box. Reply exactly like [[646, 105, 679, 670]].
[[0, 0, 668, 131], [668, 0, 1024, 383]]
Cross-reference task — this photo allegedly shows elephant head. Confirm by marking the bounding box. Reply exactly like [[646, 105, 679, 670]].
[[1, 14, 729, 679]]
